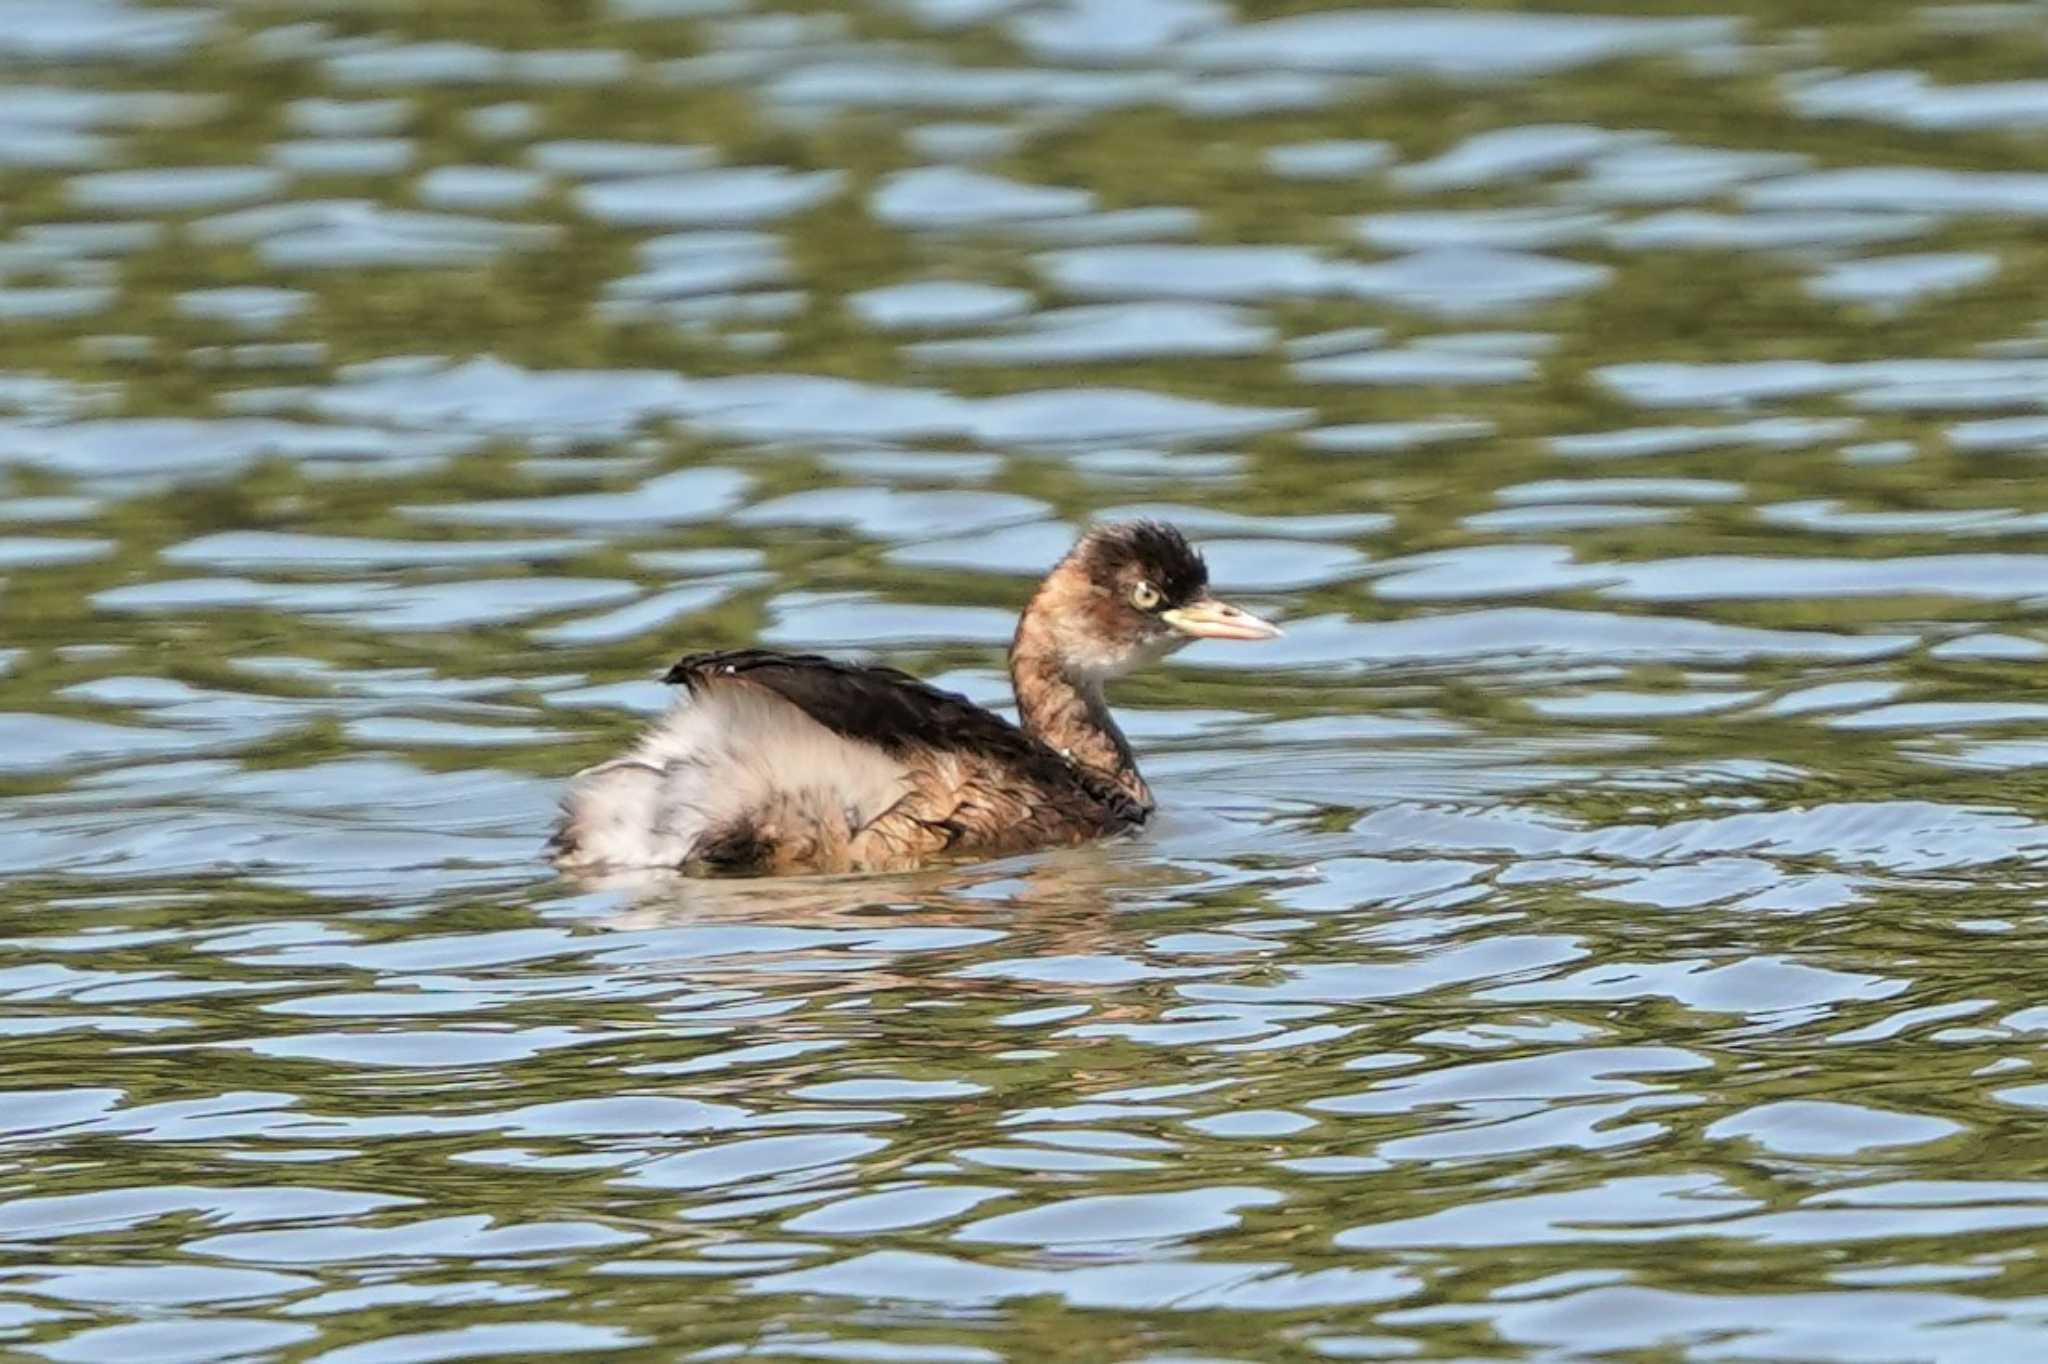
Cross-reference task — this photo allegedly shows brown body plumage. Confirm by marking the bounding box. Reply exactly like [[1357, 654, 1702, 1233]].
[[550, 520, 1281, 877]]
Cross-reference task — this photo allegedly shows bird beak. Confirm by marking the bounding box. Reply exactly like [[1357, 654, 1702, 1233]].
[[1160, 596, 1284, 641]]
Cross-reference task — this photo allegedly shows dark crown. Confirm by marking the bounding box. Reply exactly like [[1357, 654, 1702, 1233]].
[[1079, 520, 1208, 605]]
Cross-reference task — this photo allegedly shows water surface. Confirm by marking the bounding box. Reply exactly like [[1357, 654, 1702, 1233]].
[[6, 1, 2048, 1360]]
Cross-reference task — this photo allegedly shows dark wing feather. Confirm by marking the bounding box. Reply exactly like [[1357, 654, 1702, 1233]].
[[664, 649, 1141, 823]]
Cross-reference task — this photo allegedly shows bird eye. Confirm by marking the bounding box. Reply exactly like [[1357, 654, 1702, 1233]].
[[1130, 581, 1161, 610]]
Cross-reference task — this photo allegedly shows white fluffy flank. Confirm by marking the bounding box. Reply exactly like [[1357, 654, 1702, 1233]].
[[553, 682, 912, 870]]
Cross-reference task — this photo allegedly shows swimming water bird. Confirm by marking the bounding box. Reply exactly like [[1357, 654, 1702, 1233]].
[[551, 520, 1282, 876]]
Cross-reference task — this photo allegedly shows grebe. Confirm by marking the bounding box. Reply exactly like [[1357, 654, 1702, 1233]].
[[550, 520, 1281, 876]]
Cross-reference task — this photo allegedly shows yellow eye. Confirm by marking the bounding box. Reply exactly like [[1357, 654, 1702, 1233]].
[[1130, 581, 1161, 610]]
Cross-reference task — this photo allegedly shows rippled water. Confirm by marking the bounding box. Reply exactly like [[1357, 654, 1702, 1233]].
[[9, 1, 2048, 1359]]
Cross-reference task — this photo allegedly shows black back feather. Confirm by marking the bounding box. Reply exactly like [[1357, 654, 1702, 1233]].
[[664, 649, 1146, 826]]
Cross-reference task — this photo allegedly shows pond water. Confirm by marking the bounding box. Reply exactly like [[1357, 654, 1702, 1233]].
[[7, 0, 2048, 1359]]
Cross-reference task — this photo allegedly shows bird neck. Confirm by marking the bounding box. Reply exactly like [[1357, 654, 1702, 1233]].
[[1009, 615, 1154, 811]]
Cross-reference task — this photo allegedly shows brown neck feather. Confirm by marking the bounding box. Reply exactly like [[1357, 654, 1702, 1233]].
[[1009, 588, 1154, 811]]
